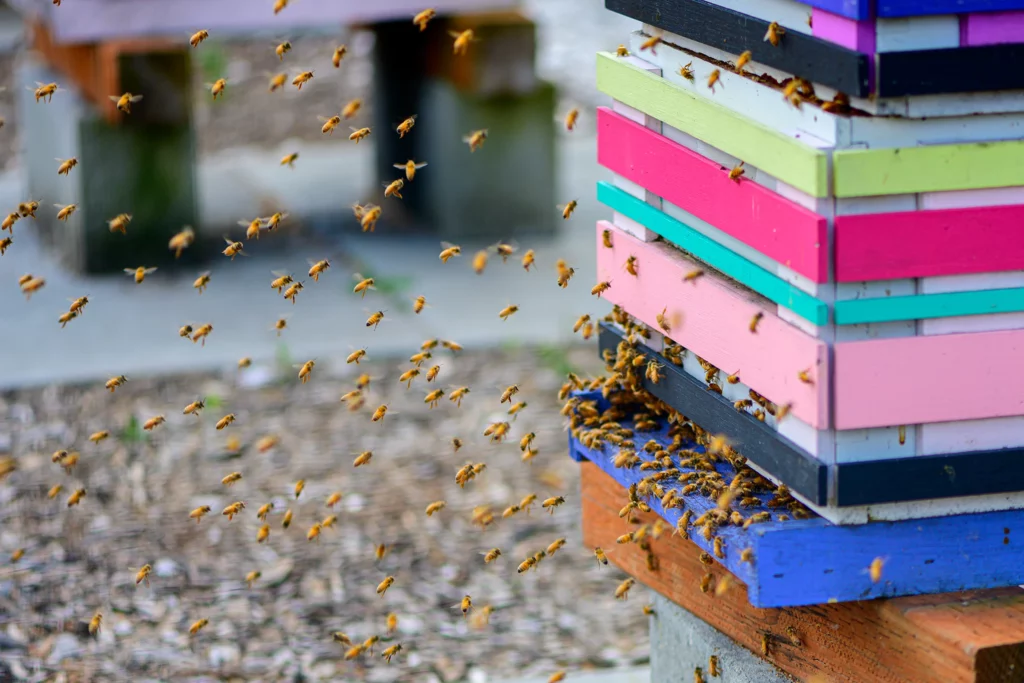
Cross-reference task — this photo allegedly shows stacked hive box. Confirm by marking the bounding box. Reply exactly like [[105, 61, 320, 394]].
[[572, 0, 1024, 610]]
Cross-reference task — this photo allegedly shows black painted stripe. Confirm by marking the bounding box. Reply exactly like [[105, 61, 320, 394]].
[[877, 44, 1024, 98]]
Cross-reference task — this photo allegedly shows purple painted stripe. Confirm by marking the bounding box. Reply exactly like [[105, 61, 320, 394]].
[[812, 7, 876, 52], [961, 11, 1024, 45]]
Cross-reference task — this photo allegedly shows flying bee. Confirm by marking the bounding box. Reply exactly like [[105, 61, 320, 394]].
[[508, 401, 527, 416], [193, 271, 211, 294], [32, 81, 60, 102], [222, 502, 245, 520], [221, 471, 242, 486], [563, 107, 579, 131], [592, 280, 612, 298], [498, 304, 519, 320], [265, 212, 287, 231], [307, 522, 322, 542], [413, 8, 436, 30], [283, 280, 304, 304], [282, 509, 293, 528], [425, 500, 446, 516], [372, 403, 391, 422], [88, 430, 110, 444], [412, 295, 429, 314], [764, 21, 785, 46], [47, 484, 63, 499], [749, 311, 764, 333], [257, 502, 273, 520], [550, 673, 567, 683], [349, 126, 371, 143], [729, 162, 746, 181], [424, 388, 445, 408], [21, 276, 45, 298], [216, 413, 236, 430], [307, 258, 330, 282], [396, 115, 417, 138], [109, 92, 143, 114], [384, 178, 404, 199], [615, 577, 636, 599], [319, 113, 341, 135], [341, 98, 362, 119], [274, 40, 292, 60], [449, 28, 478, 56], [560, 199, 578, 220], [473, 250, 488, 274], [280, 151, 298, 167], [246, 570, 261, 588], [798, 368, 814, 385], [499, 384, 519, 404], [168, 226, 195, 257], [678, 61, 695, 82], [426, 364, 440, 382], [136, 564, 152, 586], [735, 50, 752, 72], [522, 249, 535, 271], [296, 359, 315, 383], [869, 557, 885, 583], [707, 69, 721, 93], [292, 70, 314, 89], [382, 643, 402, 663], [54, 203, 77, 221], [1, 212, 17, 232], [183, 398, 205, 416], [238, 217, 266, 241], [207, 78, 227, 99], [352, 274, 375, 297], [267, 72, 287, 92], [89, 612, 102, 635], [124, 266, 157, 284], [463, 128, 488, 152], [105, 375, 128, 392], [189, 505, 211, 523], [439, 242, 462, 263], [449, 386, 470, 407], [399, 367, 420, 388], [189, 618, 209, 636], [347, 348, 367, 365], [189, 30, 209, 47], [458, 594, 473, 617], [377, 576, 395, 596], [547, 538, 567, 556], [639, 33, 662, 53], [360, 204, 382, 232], [222, 238, 244, 259], [594, 547, 609, 566], [18, 200, 39, 218], [394, 159, 428, 182], [56, 157, 78, 176], [518, 556, 537, 573], [192, 323, 213, 345], [67, 487, 86, 507], [332, 44, 347, 67], [542, 496, 565, 514]]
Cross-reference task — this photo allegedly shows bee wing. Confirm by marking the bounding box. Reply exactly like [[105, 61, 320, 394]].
[[414, 162, 429, 169], [123, 268, 136, 274], [392, 163, 407, 169], [236, 220, 252, 227], [272, 270, 292, 277], [448, 30, 463, 38], [440, 241, 460, 250], [53, 203, 65, 208], [144, 267, 158, 275], [130, 95, 143, 102], [224, 237, 236, 245], [108, 95, 121, 102], [198, 271, 212, 277]]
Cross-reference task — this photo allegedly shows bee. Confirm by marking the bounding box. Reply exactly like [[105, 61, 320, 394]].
[[382, 643, 403, 663], [678, 61, 695, 82], [760, 632, 770, 657], [798, 368, 814, 385], [18, 200, 39, 218], [615, 577, 635, 599], [542, 496, 565, 514], [105, 374, 128, 392], [32, 81, 59, 102], [10, 548, 24, 563], [222, 238, 244, 259], [59, 452, 79, 473], [189, 30, 209, 47], [616, 44, 629, 57], [47, 484, 63, 499], [283, 280, 304, 304], [869, 557, 884, 583], [458, 594, 473, 616], [189, 618, 209, 636], [639, 34, 662, 53], [413, 8, 436, 31], [376, 544, 388, 561], [426, 364, 441, 382], [124, 266, 157, 284], [735, 50, 752, 72], [135, 563, 153, 586], [56, 157, 78, 176], [899, 424, 907, 446], [238, 217, 266, 241], [439, 242, 462, 263], [246, 570, 261, 588], [190, 271, 211, 294], [708, 655, 720, 677], [360, 204, 382, 232], [473, 250, 488, 274], [297, 359, 315, 383], [88, 430, 110, 444], [517, 555, 538, 573], [498, 304, 519, 320], [67, 487, 86, 507], [399, 367, 420, 388], [729, 162, 745, 182], [452, 437, 464, 452], [764, 21, 785, 46], [352, 274, 375, 297], [55, 203, 77, 221], [342, 98, 362, 119], [168, 226, 195, 257], [222, 502, 246, 520], [349, 126, 371, 143], [394, 159, 428, 182], [592, 281, 612, 298], [384, 178, 404, 199], [306, 522, 322, 542], [319, 113, 341, 135], [216, 412, 236, 430], [362, 310, 385, 330], [443, 339, 464, 353], [424, 388, 445, 408], [346, 348, 367, 366], [183, 399, 205, 416], [749, 311, 764, 333], [376, 576, 395, 596], [547, 538, 567, 556], [332, 632, 352, 646], [483, 548, 502, 563], [89, 612, 102, 635], [306, 259, 330, 282], [0, 212, 17, 232], [463, 128, 488, 152], [450, 28, 478, 56], [207, 78, 227, 99], [623, 255, 639, 277], [274, 40, 292, 60], [332, 44, 348, 67], [707, 69, 721, 93], [282, 509, 293, 528], [192, 323, 213, 345], [694, 667, 705, 683], [563, 107, 579, 131], [560, 199, 578, 220], [257, 502, 273, 520], [21, 276, 46, 299], [267, 72, 287, 92], [354, 450, 373, 467], [292, 70, 314, 89], [396, 115, 417, 138], [255, 435, 279, 453], [189, 505, 211, 523], [372, 403, 391, 422], [109, 92, 143, 114]]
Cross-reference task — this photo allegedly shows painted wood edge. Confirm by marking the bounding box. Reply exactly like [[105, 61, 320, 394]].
[[604, 0, 871, 96], [812, 6, 876, 51], [700, 0, 814, 35], [835, 203, 1024, 281], [920, 186, 1024, 210], [877, 43, 1024, 97], [834, 287, 1024, 324], [834, 329, 1024, 429], [875, 15, 961, 53], [879, 0, 1024, 17], [597, 182, 830, 325], [921, 415, 1024, 456], [597, 323, 829, 504], [833, 140, 1024, 197], [580, 465, 1024, 680], [962, 11, 1024, 46], [595, 52, 829, 197], [596, 221, 829, 428], [597, 107, 829, 283]]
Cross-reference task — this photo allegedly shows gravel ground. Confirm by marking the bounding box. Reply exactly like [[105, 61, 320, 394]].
[[0, 346, 652, 683]]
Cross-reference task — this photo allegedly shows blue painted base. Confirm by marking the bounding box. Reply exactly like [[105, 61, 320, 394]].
[[569, 389, 1024, 608]]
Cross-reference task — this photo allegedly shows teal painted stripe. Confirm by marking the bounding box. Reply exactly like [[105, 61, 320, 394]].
[[598, 182, 829, 325], [835, 287, 1024, 325]]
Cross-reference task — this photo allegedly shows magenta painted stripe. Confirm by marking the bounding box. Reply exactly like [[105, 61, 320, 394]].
[[812, 7, 876, 52], [597, 107, 829, 283], [596, 221, 830, 428], [835, 329, 1024, 429], [834, 203, 1024, 282], [960, 11, 1024, 45]]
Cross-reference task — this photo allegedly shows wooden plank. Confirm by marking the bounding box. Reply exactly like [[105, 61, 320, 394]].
[[875, 15, 960, 52], [596, 52, 829, 197], [580, 462, 1024, 683], [595, 323, 828, 503], [812, 7, 876, 51], [877, 44, 1024, 97], [702, 0, 814, 34], [961, 11, 1024, 45], [920, 272, 1024, 335], [804, 0, 872, 20], [835, 204, 1024, 281], [922, 416, 1024, 455], [834, 329, 1024, 429], [833, 288, 1024, 325], [878, 0, 1024, 17], [833, 140, 1024, 197], [920, 186, 1024, 210], [597, 183, 830, 325], [595, 223, 829, 427], [604, 0, 871, 96], [597, 107, 829, 283]]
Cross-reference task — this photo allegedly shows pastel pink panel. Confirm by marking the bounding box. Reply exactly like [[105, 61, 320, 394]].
[[596, 221, 829, 428], [960, 11, 1024, 46], [834, 203, 1024, 281], [812, 7, 876, 52], [597, 107, 829, 282], [834, 329, 1024, 429]]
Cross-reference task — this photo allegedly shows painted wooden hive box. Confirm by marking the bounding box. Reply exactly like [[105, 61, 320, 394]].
[[575, 0, 1024, 609]]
